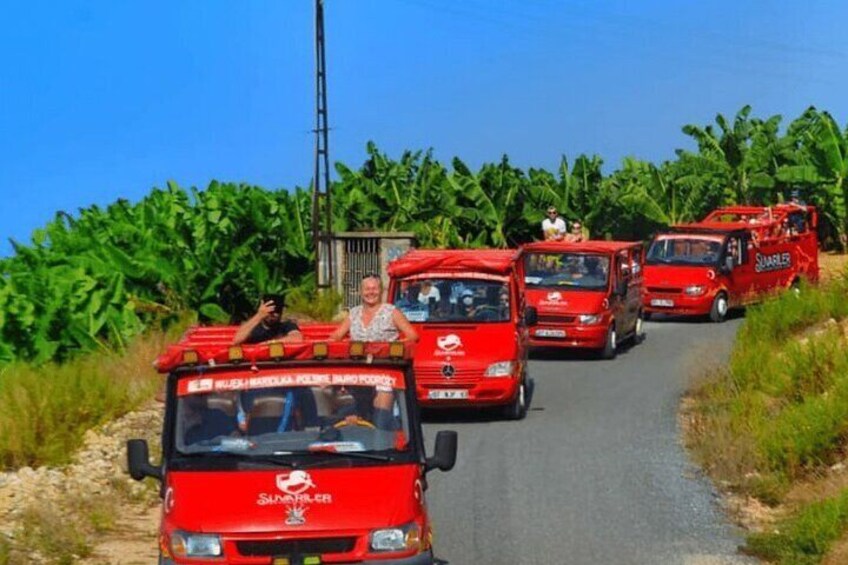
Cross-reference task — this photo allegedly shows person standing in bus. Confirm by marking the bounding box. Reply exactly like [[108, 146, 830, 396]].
[[542, 206, 567, 241]]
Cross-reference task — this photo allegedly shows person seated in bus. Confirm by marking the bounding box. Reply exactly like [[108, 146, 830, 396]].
[[417, 280, 441, 307], [182, 393, 240, 445], [583, 257, 608, 285], [318, 385, 400, 432]]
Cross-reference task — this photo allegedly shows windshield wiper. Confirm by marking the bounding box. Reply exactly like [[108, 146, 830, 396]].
[[178, 450, 301, 468], [283, 449, 395, 462]]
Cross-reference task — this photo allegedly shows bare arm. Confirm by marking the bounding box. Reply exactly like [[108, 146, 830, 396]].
[[392, 308, 419, 343], [328, 315, 351, 341], [279, 329, 303, 343], [232, 301, 275, 345]]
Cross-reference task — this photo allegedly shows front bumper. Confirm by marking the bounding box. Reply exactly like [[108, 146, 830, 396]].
[[642, 292, 713, 316], [528, 324, 607, 349], [161, 550, 434, 565], [416, 376, 520, 408]]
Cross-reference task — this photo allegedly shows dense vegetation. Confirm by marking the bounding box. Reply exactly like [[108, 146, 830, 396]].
[[0, 105, 846, 365]]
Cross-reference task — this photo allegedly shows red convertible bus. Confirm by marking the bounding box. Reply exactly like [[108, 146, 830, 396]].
[[643, 205, 819, 322], [128, 328, 457, 565]]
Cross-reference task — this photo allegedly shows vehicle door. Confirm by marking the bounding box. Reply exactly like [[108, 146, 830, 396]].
[[613, 251, 637, 334], [511, 271, 530, 372], [627, 246, 644, 322], [723, 233, 757, 304]]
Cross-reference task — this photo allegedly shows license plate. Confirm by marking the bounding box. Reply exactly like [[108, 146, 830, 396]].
[[428, 389, 469, 400], [650, 299, 674, 307], [535, 328, 566, 338]]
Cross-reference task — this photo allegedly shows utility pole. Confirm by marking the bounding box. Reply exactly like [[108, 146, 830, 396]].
[[313, 0, 334, 290]]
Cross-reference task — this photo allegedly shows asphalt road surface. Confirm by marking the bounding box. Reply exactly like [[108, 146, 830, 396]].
[[423, 317, 759, 565]]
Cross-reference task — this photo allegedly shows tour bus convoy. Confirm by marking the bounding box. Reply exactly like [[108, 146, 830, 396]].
[[518, 241, 645, 359], [386, 249, 530, 419], [642, 204, 819, 322], [127, 327, 457, 565]]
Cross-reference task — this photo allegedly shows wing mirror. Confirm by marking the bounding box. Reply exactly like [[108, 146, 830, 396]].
[[720, 256, 734, 274], [127, 439, 163, 481], [524, 306, 538, 326], [425, 431, 458, 472]]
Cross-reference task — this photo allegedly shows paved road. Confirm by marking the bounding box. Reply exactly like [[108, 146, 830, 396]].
[[423, 318, 758, 565]]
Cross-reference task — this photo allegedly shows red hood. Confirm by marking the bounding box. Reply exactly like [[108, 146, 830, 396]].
[[644, 264, 715, 287], [164, 465, 422, 534], [525, 288, 608, 315], [413, 323, 517, 367]]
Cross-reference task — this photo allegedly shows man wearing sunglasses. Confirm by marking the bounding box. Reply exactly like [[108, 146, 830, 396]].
[[542, 206, 567, 241]]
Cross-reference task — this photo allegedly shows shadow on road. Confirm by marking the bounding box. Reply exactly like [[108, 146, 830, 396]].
[[646, 308, 746, 324], [529, 336, 644, 362]]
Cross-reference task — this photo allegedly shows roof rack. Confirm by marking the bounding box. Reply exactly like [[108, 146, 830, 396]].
[[673, 204, 815, 237], [154, 325, 411, 373]]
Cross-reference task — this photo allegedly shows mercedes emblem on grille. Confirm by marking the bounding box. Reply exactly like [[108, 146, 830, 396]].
[[441, 364, 456, 378]]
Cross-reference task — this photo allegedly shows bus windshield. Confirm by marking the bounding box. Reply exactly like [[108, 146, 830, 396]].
[[523, 253, 610, 290], [646, 235, 724, 266], [174, 379, 411, 458], [392, 278, 510, 323]]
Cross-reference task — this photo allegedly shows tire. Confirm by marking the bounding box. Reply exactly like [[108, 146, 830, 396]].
[[632, 312, 645, 344], [503, 379, 527, 420], [600, 323, 617, 359], [709, 292, 729, 323]]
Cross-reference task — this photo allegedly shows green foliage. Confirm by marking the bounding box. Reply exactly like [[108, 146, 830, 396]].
[[286, 288, 344, 322], [746, 490, 848, 564], [2, 106, 848, 366]]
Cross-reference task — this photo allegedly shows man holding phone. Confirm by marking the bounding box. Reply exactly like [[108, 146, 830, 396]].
[[232, 294, 303, 345]]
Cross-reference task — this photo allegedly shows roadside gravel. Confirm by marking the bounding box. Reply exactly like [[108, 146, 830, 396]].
[[0, 404, 163, 564]]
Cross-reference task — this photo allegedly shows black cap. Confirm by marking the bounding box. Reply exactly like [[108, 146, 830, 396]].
[[262, 294, 285, 313]]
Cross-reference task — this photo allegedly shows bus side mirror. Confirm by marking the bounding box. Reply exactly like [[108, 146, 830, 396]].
[[127, 439, 163, 482], [720, 256, 734, 274], [426, 431, 458, 472], [524, 306, 538, 326]]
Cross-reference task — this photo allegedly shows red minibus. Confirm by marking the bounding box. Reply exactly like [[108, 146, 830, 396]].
[[386, 249, 529, 419], [518, 241, 645, 359]]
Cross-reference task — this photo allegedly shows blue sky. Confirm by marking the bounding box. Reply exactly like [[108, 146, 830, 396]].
[[2, 0, 846, 256]]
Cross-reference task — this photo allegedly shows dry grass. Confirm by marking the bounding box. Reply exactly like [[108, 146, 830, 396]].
[[0, 322, 184, 470]]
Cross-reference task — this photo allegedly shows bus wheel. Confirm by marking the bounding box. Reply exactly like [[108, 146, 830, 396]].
[[601, 324, 617, 359], [503, 380, 527, 420], [633, 312, 646, 344], [709, 292, 728, 323]]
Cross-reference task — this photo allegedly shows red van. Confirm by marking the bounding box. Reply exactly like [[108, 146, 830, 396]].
[[128, 328, 457, 565], [518, 241, 645, 359], [386, 249, 529, 419], [643, 205, 819, 322]]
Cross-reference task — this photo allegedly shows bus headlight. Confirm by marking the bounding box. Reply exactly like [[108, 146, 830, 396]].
[[171, 532, 222, 558], [370, 522, 421, 552], [577, 314, 602, 325], [484, 361, 514, 377], [684, 285, 707, 296]]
